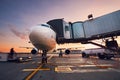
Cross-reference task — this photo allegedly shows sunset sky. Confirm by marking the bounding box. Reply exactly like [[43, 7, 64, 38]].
[[0, 0, 120, 52]]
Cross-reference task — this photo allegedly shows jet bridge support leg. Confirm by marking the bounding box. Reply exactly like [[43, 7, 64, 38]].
[[83, 38, 119, 59]]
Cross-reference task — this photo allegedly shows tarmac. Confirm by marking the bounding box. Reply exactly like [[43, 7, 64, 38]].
[[0, 53, 120, 80]]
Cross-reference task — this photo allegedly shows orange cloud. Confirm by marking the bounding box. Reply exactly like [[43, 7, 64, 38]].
[[0, 32, 6, 37], [10, 27, 27, 40], [8, 24, 27, 40]]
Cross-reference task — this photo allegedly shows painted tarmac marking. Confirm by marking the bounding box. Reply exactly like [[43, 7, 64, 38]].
[[25, 54, 53, 80], [55, 64, 114, 73], [32, 61, 35, 64], [48, 54, 54, 60], [25, 65, 42, 80], [23, 68, 50, 71], [63, 69, 109, 73], [108, 68, 120, 72], [55, 66, 72, 72]]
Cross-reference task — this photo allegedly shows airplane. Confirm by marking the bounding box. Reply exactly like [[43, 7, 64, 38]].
[[29, 24, 57, 63], [28, 10, 120, 63]]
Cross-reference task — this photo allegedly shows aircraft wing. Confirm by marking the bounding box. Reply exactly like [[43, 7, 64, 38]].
[[19, 46, 33, 49]]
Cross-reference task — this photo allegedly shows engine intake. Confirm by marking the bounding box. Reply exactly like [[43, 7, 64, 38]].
[[65, 49, 70, 55], [31, 48, 38, 54]]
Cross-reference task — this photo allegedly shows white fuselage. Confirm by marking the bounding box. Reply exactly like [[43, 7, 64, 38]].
[[29, 24, 56, 51]]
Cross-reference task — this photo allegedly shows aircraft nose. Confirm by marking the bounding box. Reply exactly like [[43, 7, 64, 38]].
[[29, 25, 47, 43], [29, 24, 56, 50], [29, 25, 55, 49]]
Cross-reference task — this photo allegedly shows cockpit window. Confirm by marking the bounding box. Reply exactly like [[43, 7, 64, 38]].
[[41, 24, 50, 28]]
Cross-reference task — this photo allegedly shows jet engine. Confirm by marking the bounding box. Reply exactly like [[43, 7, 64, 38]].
[[31, 48, 38, 54], [65, 49, 71, 55]]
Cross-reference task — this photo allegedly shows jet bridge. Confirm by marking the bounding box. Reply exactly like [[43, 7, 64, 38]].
[[47, 10, 120, 44]]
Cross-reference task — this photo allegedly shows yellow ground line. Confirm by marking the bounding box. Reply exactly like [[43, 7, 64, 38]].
[[48, 54, 54, 60], [25, 65, 42, 80], [25, 54, 53, 80], [23, 68, 50, 71]]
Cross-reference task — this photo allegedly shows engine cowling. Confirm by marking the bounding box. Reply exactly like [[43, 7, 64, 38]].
[[31, 48, 38, 54]]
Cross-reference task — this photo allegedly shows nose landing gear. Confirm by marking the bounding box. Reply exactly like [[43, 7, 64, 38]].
[[41, 50, 48, 64]]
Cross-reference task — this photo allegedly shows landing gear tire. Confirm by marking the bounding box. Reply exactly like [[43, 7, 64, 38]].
[[98, 53, 105, 59], [105, 55, 112, 60], [42, 57, 47, 64], [82, 52, 86, 58], [82, 52, 89, 58], [106, 56, 112, 60]]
